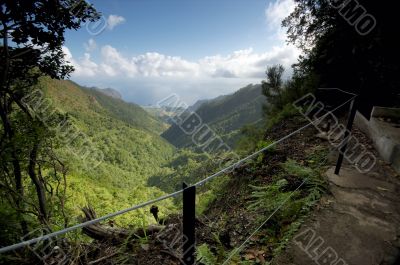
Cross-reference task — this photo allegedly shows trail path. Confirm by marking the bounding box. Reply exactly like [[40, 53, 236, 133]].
[[274, 163, 400, 265]]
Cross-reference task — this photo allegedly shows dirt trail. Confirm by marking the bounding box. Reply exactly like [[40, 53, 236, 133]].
[[273, 162, 400, 265]]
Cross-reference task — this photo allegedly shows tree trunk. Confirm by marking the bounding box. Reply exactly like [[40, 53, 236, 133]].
[[0, 98, 28, 234], [12, 153, 28, 234], [28, 141, 48, 223]]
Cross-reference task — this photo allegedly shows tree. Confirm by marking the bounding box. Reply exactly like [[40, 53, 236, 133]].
[[283, 0, 400, 117], [262, 65, 285, 113], [0, 0, 99, 234]]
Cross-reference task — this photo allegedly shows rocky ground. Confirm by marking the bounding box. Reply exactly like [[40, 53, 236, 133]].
[[273, 129, 400, 265]]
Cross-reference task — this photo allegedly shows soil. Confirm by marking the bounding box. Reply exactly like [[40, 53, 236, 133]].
[[71, 116, 400, 265], [273, 124, 400, 265]]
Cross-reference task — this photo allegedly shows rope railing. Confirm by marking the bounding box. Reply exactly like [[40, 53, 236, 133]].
[[0, 94, 357, 255]]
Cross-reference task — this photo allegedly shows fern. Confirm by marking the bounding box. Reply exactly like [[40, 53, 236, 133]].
[[255, 140, 276, 164], [248, 179, 298, 212], [246, 159, 328, 259], [196, 244, 217, 265], [282, 159, 327, 194], [196, 236, 242, 265]]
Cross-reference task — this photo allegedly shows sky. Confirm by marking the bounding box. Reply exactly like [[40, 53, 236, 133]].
[[64, 0, 299, 106]]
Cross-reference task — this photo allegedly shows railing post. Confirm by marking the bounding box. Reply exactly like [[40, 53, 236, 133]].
[[335, 98, 358, 175], [182, 182, 196, 265]]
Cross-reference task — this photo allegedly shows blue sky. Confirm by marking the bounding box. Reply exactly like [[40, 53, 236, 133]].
[[63, 0, 299, 105]]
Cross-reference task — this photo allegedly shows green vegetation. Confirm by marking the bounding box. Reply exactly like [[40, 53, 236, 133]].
[[162, 84, 266, 149], [147, 148, 237, 215], [194, 146, 329, 264], [261, 65, 315, 119], [40, 77, 177, 226], [197, 241, 241, 265], [1, 0, 397, 264], [0, 75, 179, 253], [86, 87, 168, 134], [0, 0, 101, 251], [197, 244, 219, 265], [245, 157, 328, 257], [143, 105, 185, 127], [147, 149, 211, 194], [283, 0, 399, 115]]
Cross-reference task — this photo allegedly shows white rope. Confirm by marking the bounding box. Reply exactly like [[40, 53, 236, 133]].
[[195, 95, 357, 186], [0, 95, 357, 254], [317, 87, 357, 96], [0, 190, 183, 254]]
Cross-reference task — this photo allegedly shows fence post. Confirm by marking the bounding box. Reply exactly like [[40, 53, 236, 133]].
[[182, 182, 196, 265], [335, 98, 358, 175]]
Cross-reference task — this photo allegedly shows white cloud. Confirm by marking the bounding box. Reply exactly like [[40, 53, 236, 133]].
[[84, 38, 97, 52], [64, 43, 301, 104], [265, 0, 296, 40], [106, 15, 126, 30], [66, 44, 298, 79], [100, 45, 200, 78], [101, 45, 137, 77], [62, 46, 73, 61], [265, 0, 295, 27], [132, 52, 200, 77], [79, 53, 99, 77], [63, 46, 99, 77], [199, 46, 299, 78], [100, 63, 118, 77]]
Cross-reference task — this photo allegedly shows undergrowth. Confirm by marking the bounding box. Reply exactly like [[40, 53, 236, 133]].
[[247, 158, 328, 259], [196, 233, 242, 265]]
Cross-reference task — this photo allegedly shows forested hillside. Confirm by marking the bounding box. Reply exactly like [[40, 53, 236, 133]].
[[2, 0, 398, 264], [93, 87, 122, 99], [32, 78, 176, 226], [84, 85, 167, 134], [162, 84, 265, 148]]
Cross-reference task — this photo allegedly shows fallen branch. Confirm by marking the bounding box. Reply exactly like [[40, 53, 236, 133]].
[[80, 206, 164, 243]]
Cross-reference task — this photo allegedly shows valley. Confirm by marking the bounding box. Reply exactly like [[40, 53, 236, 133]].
[[35, 77, 178, 227], [1, 1, 399, 264]]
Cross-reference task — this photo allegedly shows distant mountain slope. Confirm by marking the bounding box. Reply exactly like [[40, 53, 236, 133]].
[[143, 105, 186, 126], [186, 99, 209, 112], [39, 77, 176, 224], [161, 84, 265, 148], [94, 87, 122, 99], [85, 88, 168, 134]]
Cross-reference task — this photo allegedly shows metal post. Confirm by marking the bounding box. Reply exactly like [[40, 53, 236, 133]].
[[335, 98, 358, 175], [182, 182, 196, 265]]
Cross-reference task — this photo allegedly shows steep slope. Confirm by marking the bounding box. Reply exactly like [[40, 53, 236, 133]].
[[161, 84, 265, 148], [94, 87, 122, 99], [143, 105, 186, 126], [187, 99, 210, 112], [39, 77, 177, 225], [86, 87, 168, 134]]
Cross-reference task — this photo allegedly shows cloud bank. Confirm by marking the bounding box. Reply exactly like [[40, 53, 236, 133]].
[[65, 45, 299, 80], [64, 1, 299, 105], [63, 44, 300, 105]]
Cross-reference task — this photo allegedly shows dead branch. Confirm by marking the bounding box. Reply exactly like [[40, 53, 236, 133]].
[[80, 206, 164, 243]]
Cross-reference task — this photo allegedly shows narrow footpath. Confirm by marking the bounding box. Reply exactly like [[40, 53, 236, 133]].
[[274, 161, 400, 265]]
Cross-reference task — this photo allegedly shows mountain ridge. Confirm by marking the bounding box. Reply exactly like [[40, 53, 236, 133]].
[[161, 84, 266, 148], [94, 87, 122, 100]]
